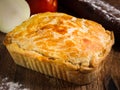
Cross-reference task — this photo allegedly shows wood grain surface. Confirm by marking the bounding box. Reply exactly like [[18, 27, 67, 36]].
[[0, 30, 119, 90]]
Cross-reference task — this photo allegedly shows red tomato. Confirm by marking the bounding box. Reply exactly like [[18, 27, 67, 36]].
[[26, 0, 57, 15]]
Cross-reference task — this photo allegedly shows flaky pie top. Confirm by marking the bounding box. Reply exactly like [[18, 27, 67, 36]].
[[4, 12, 114, 70]]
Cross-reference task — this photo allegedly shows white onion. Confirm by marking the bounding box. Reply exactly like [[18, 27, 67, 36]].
[[0, 0, 30, 33]]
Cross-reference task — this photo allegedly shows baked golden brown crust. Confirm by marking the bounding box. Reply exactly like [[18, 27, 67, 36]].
[[4, 12, 114, 84]]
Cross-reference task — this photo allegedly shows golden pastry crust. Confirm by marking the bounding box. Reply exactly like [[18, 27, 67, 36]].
[[4, 12, 114, 84]]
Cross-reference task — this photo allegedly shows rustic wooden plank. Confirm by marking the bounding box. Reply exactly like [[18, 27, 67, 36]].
[[111, 48, 120, 90]]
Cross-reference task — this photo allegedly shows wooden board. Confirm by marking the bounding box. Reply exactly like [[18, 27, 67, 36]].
[[0, 31, 119, 90]]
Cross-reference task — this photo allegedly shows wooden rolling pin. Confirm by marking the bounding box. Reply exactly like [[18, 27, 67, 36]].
[[58, 0, 120, 46]]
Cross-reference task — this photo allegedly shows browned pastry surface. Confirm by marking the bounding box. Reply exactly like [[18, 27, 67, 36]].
[[3, 12, 114, 84]]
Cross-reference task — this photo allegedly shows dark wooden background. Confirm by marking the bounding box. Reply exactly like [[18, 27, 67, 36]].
[[0, 3, 120, 90]]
